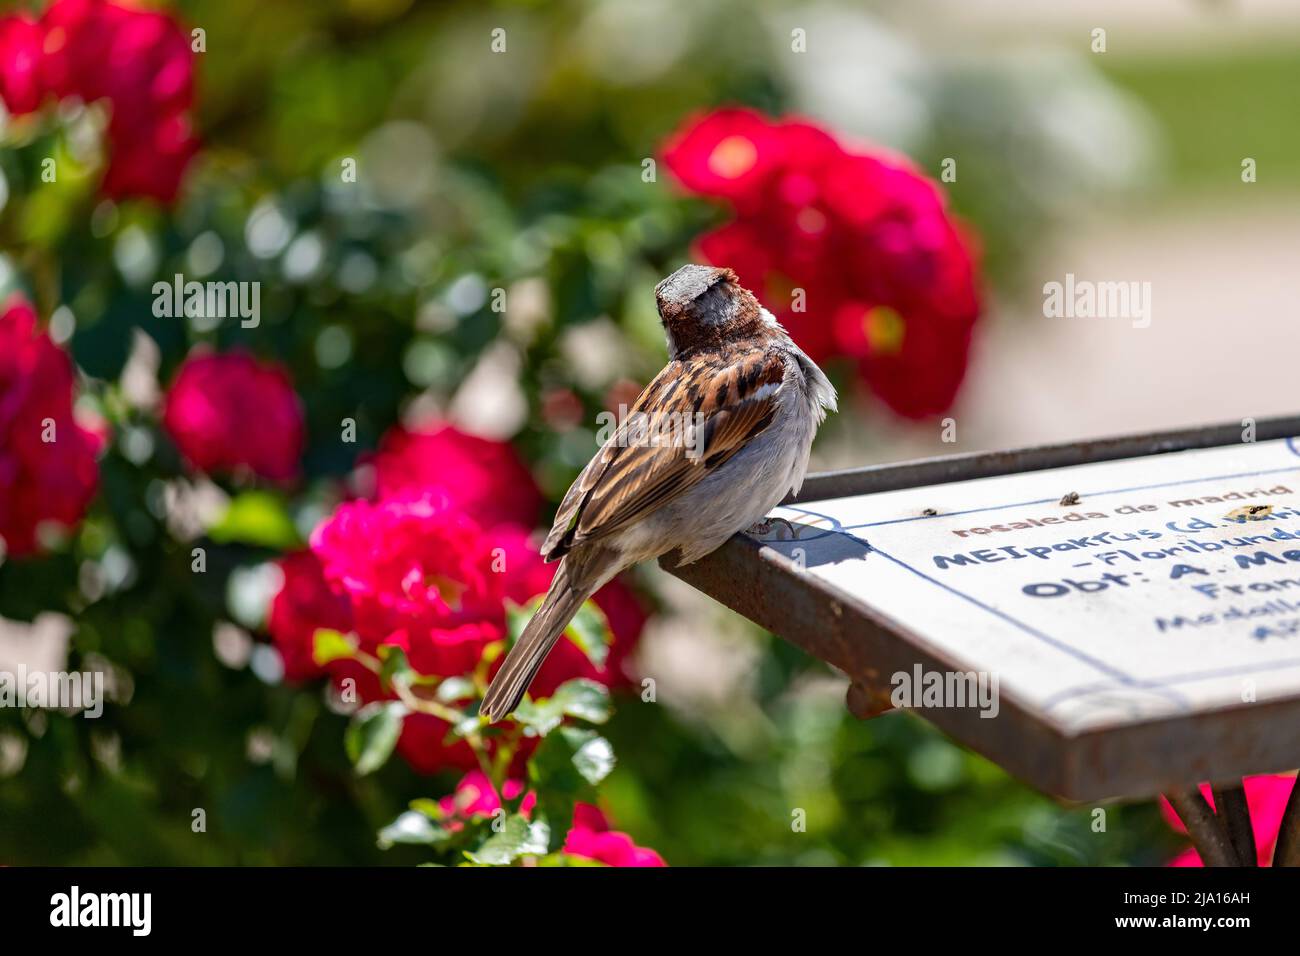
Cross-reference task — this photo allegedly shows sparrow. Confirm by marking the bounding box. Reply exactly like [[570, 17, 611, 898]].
[[481, 264, 837, 721]]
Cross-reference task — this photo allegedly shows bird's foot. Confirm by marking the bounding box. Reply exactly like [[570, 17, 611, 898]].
[[747, 516, 800, 540]]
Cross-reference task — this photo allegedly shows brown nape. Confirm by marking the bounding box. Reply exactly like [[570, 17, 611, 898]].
[[663, 281, 772, 357]]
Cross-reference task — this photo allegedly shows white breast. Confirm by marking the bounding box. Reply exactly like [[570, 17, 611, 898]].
[[612, 346, 831, 566]]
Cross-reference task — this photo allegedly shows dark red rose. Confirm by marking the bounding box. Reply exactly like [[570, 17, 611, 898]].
[[664, 108, 982, 419], [162, 350, 305, 484], [27, 0, 198, 203], [393, 713, 482, 775], [99, 110, 197, 203], [0, 296, 104, 557]]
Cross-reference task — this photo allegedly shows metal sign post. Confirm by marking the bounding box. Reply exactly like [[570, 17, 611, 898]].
[[663, 416, 1300, 866]]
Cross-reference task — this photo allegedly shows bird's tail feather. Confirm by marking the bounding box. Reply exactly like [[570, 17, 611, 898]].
[[481, 561, 593, 722]]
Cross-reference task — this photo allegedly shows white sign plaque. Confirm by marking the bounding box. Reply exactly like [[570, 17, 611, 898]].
[[765, 438, 1300, 735]]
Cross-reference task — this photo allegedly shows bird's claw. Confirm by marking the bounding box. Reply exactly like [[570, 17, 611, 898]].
[[748, 516, 800, 540]]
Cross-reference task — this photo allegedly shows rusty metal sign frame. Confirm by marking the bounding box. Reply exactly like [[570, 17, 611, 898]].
[[661, 415, 1300, 863]]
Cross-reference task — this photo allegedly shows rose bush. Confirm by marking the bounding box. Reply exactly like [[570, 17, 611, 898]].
[[250, 412, 653, 861], [277, 485, 652, 860], [268, 422, 647, 786]]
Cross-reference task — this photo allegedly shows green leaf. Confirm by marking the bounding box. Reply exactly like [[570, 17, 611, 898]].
[[506, 601, 534, 645], [446, 705, 484, 739], [464, 814, 550, 866], [378, 644, 413, 690], [435, 675, 475, 703], [529, 725, 614, 794], [311, 629, 357, 667], [549, 679, 612, 725], [208, 491, 302, 549], [409, 798, 446, 820], [535, 852, 606, 867], [345, 701, 406, 775], [564, 601, 611, 669], [568, 729, 615, 786], [528, 725, 616, 852], [378, 810, 450, 849], [512, 679, 611, 736]]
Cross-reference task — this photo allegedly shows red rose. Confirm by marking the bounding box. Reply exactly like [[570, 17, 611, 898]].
[[0, 14, 45, 115], [8, 0, 200, 203], [38, 0, 124, 100], [270, 538, 488, 780], [267, 550, 353, 683], [660, 107, 788, 212], [309, 495, 503, 653], [370, 421, 543, 530], [264, 494, 645, 775], [0, 296, 103, 557], [162, 350, 305, 484], [305, 494, 509, 773], [99, 109, 197, 203], [664, 108, 982, 419]]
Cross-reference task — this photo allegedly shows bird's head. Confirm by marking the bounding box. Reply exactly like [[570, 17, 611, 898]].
[[654, 264, 768, 357]]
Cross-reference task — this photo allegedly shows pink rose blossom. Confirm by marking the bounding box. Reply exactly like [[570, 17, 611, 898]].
[[265, 495, 647, 775], [370, 421, 543, 530]]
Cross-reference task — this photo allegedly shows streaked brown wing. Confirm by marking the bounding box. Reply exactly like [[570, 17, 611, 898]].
[[542, 348, 785, 560]]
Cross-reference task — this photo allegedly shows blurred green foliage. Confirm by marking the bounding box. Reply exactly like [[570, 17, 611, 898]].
[[1100, 43, 1300, 196]]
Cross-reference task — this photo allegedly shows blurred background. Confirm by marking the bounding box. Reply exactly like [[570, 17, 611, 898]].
[[2, 0, 1297, 865]]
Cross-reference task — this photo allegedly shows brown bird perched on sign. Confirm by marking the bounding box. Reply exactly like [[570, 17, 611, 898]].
[[481, 264, 837, 721]]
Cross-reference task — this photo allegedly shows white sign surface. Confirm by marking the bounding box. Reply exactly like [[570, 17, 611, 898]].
[[765, 437, 1300, 732]]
